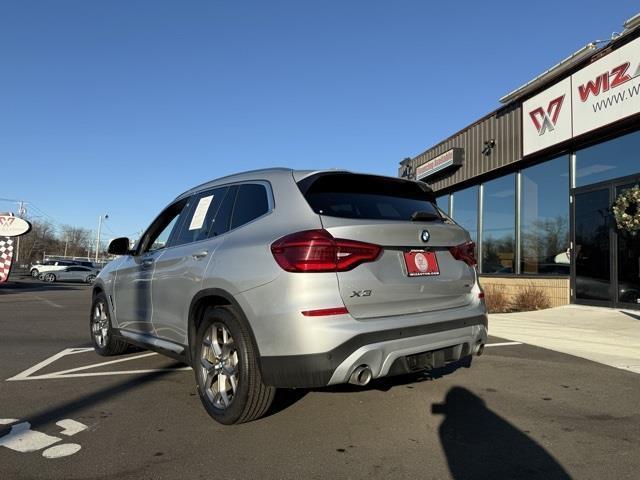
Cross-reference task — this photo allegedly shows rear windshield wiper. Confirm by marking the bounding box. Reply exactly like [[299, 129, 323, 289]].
[[410, 211, 441, 222]]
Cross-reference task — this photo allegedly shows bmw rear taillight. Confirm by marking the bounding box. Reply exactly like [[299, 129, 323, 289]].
[[270, 229, 381, 273], [449, 241, 477, 267]]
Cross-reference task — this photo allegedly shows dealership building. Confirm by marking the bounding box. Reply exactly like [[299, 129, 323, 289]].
[[399, 13, 640, 309]]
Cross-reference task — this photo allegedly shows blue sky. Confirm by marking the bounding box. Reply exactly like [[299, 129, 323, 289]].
[[1, 1, 637, 239]]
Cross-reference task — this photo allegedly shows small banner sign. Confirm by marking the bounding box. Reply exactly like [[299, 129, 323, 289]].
[[416, 148, 464, 180]]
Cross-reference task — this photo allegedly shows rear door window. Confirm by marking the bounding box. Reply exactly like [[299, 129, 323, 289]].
[[230, 183, 270, 230], [172, 187, 232, 246], [298, 173, 441, 221]]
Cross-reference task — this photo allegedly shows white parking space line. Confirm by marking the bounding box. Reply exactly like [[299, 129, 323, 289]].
[[6, 348, 190, 382], [7, 348, 79, 381], [49, 352, 159, 376], [485, 341, 523, 347], [31, 295, 63, 309], [33, 368, 192, 379]]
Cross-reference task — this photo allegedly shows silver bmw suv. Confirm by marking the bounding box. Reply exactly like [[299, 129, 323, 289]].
[[91, 169, 487, 424]]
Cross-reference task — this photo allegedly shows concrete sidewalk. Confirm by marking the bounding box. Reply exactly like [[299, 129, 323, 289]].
[[489, 305, 640, 374]]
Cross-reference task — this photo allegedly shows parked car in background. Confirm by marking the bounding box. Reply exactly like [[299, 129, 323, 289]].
[[30, 260, 76, 278], [91, 168, 487, 425], [67, 260, 96, 268], [41, 265, 99, 284]]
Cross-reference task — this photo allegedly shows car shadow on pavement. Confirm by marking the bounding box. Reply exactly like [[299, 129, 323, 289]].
[[433, 387, 571, 479], [265, 389, 310, 418], [0, 280, 86, 294]]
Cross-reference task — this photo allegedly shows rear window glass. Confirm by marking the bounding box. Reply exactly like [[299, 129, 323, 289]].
[[230, 184, 269, 229], [298, 173, 441, 221]]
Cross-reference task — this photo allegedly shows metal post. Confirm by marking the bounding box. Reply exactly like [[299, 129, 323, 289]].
[[477, 185, 484, 273], [515, 171, 522, 275], [64, 236, 68, 257], [95, 215, 103, 262], [449, 194, 454, 217], [15, 201, 25, 264], [570, 153, 577, 189]]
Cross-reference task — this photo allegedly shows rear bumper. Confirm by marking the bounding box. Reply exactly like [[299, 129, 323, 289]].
[[260, 314, 487, 388]]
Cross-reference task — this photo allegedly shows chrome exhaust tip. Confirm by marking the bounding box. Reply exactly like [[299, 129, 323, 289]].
[[349, 365, 372, 386], [476, 343, 485, 356]]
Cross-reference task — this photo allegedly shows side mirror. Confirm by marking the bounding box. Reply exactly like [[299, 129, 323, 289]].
[[107, 237, 131, 255]]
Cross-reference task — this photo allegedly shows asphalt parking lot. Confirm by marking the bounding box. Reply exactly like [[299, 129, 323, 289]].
[[1, 279, 639, 479]]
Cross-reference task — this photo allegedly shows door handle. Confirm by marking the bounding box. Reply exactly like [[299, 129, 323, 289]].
[[192, 250, 209, 260], [141, 258, 154, 268]]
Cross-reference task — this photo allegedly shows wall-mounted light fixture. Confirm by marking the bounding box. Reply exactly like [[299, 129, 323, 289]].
[[482, 139, 496, 156], [400, 157, 415, 179]]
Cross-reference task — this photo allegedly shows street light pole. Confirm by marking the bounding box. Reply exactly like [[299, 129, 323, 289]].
[[15, 201, 26, 264], [95, 214, 109, 262]]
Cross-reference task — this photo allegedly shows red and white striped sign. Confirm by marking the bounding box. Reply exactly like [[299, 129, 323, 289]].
[[0, 237, 14, 283]]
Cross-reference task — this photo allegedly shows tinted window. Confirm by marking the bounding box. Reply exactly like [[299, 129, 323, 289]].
[[148, 216, 180, 251], [482, 175, 515, 274], [436, 194, 450, 215], [451, 186, 478, 244], [172, 187, 231, 246], [142, 199, 188, 253], [299, 173, 440, 221], [576, 130, 640, 187], [230, 184, 269, 229], [521, 156, 569, 275]]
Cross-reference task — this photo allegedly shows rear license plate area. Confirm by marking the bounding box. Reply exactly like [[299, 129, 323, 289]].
[[403, 250, 440, 276]]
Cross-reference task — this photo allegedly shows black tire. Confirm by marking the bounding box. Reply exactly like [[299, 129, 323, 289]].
[[31, 269, 39, 278], [90, 292, 128, 356], [620, 290, 639, 304], [86, 275, 96, 284], [194, 306, 275, 425], [44, 273, 56, 283]]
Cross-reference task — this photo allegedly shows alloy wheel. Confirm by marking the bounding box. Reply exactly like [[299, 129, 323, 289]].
[[91, 301, 109, 348], [200, 323, 239, 410]]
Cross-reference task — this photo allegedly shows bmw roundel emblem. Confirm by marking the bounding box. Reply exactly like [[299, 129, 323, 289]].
[[421, 230, 430, 242]]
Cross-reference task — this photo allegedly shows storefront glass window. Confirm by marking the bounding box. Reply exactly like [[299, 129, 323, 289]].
[[451, 187, 477, 244], [576, 129, 640, 187], [521, 157, 570, 275], [482, 175, 515, 274], [436, 194, 449, 215]]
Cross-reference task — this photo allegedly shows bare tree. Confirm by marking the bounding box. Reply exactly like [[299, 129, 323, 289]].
[[18, 220, 60, 264], [60, 225, 92, 257]]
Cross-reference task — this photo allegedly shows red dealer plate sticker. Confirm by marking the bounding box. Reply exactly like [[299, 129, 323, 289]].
[[403, 250, 440, 276]]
